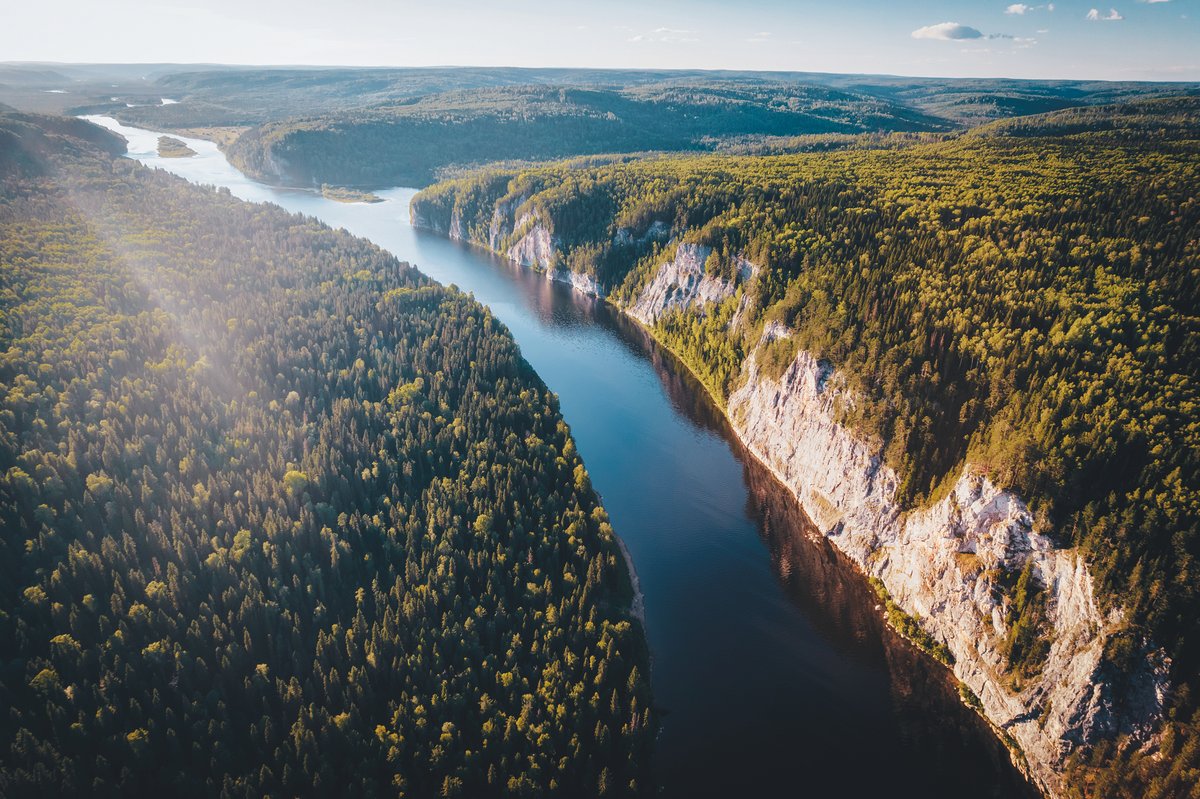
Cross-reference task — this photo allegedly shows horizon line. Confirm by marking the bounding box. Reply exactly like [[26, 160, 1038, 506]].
[[5, 60, 1200, 86]]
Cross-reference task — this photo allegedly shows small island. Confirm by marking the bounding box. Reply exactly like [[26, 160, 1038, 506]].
[[320, 184, 384, 203], [157, 136, 196, 158]]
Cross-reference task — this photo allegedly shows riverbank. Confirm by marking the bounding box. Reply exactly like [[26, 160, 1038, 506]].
[[406, 200, 1168, 799], [85, 114, 1047, 798], [614, 293, 1047, 789], [614, 528, 646, 627]]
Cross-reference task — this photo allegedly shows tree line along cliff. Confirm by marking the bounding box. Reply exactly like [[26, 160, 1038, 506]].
[[411, 96, 1200, 798], [0, 112, 652, 797]]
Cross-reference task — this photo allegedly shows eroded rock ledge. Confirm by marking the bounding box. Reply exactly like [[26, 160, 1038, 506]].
[[728, 338, 1169, 797], [410, 203, 1169, 798]]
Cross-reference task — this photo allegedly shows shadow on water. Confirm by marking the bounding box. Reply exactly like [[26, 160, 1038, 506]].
[[740, 457, 1038, 799], [468, 248, 1037, 798], [89, 116, 1040, 799]]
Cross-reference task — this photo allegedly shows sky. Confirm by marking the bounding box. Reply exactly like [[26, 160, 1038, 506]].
[[3, 0, 1197, 81]]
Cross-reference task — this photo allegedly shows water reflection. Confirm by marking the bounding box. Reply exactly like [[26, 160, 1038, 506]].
[[741, 451, 1038, 799], [449, 236, 1037, 797], [88, 115, 1038, 799]]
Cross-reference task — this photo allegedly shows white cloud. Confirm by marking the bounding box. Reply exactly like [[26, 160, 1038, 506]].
[[912, 21, 1016, 41], [628, 27, 699, 43], [912, 22, 985, 40], [1087, 8, 1125, 20], [1006, 4, 1032, 13]]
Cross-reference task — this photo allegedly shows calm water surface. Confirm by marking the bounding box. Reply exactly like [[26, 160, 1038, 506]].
[[86, 116, 1035, 798]]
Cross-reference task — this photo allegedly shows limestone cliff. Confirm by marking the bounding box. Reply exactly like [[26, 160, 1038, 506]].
[[415, 198, 606, 298], [727, 338, 1168, 797], [627, 243, 756, 326], [409, 199, 1168, 798]]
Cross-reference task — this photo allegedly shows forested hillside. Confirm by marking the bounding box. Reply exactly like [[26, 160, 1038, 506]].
[[3, 61, 1192, 193], [0, 112, 652, 796], [413, 96, 1200, 797], [90, 67, 1185, 192], [225, 82, 949, 188], [218, 79, 1197, 190]]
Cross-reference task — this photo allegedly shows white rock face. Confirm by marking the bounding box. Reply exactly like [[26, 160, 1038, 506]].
[[506, 214, 558, 272], [548, 268, 603, 298], [613, 220, 670, 247], [727, 341, 1168, 797], [627, 243, 756, 325], [449, 207, 466, 242], [417, 196, 607, 298], [410, 197, 1170, 796]]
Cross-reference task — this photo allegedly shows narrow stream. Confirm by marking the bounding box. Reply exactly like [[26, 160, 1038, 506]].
[[85, 116, 1036, 798]]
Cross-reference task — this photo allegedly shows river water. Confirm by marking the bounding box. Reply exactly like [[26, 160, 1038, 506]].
[[85, 116, 1035, 798]]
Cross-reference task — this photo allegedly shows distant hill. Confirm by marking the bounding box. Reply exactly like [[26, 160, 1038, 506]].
[[0, 65, 72, 87], [0, 110, 125, 175], [0, 63, 1195, 188], [223, 80, 951, 187]]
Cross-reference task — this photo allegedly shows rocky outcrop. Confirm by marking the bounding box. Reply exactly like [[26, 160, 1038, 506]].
[[229, 136, 294, 186], [613, 220, 670, 248], [409, 195, 1168, 796], [547, 268, 603, 297], [727, 339, 1169, 797], [506, 213, 558, 272], [501, 213, 604, 297], [488, 194, 528, 251], [627, 243, 756, 325], [419, 198, 605, 298]]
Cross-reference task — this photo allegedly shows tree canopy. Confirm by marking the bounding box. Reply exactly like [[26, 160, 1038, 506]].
[[414, 95, 1200, 798], [0, 112, 652, 797]]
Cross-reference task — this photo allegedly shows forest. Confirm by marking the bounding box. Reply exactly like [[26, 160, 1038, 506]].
[[2, 61, 1192, 192], [217, 78, 1198, 190], [224, 81, 950, 188], [412, 95, 1200, 798], [0, 112, 652, 796], [36, 65, 1179, 129]]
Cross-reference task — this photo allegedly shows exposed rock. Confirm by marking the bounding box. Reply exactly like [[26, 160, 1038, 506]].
[[727, 275, 759, 331], [410, 194, 1170, 797], [727, 340, 1168, 797], [548, 268, 603, 298], [410, 205, 445, 235], [506, 213, 558, 272], [489, 194, 528, 251], [627, 243, 756, 325], [257, 146, 293, 186], [613, 220, 669, 247]]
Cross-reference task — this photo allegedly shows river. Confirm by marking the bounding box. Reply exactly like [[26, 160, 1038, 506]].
[[84, 116, 1036, 798]]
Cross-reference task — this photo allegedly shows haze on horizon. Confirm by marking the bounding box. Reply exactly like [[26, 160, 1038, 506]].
[[4, 0, 1198, 82]]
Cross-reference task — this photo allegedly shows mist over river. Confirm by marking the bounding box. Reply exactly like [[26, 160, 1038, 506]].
[[85, 115, 1035, 798]]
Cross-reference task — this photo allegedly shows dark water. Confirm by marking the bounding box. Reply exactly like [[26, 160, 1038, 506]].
[[87, 117, 1036, 798]]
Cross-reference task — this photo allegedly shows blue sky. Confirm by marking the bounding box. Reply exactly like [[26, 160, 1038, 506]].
[[5, 0, 1197, 80]]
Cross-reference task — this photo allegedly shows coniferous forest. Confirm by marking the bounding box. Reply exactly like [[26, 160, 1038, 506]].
[[0, 49, 1198, 799], [413, 96, 1200, 798], [0, 112, 652, 797]]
